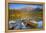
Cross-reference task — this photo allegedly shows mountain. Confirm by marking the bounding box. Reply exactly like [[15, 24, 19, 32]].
[[15, 6, 42, 12], [15, 6, 35, 11]]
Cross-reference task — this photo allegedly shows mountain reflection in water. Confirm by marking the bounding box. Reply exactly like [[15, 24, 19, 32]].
[[37, 21, 42, 28], [9, 19, 43, 30]]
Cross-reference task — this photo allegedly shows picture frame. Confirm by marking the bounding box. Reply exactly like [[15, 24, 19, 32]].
[[5, 0, 45, 33]]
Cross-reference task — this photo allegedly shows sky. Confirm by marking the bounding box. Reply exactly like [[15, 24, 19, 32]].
[[8, 3, 43, 9]]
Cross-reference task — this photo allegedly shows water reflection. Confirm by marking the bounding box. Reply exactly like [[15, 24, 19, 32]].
[[9, 19, 43, 30], [37, 21, 42, 28]]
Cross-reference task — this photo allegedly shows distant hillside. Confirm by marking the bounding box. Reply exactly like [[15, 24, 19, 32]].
[[8, 6, 43, 21]]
